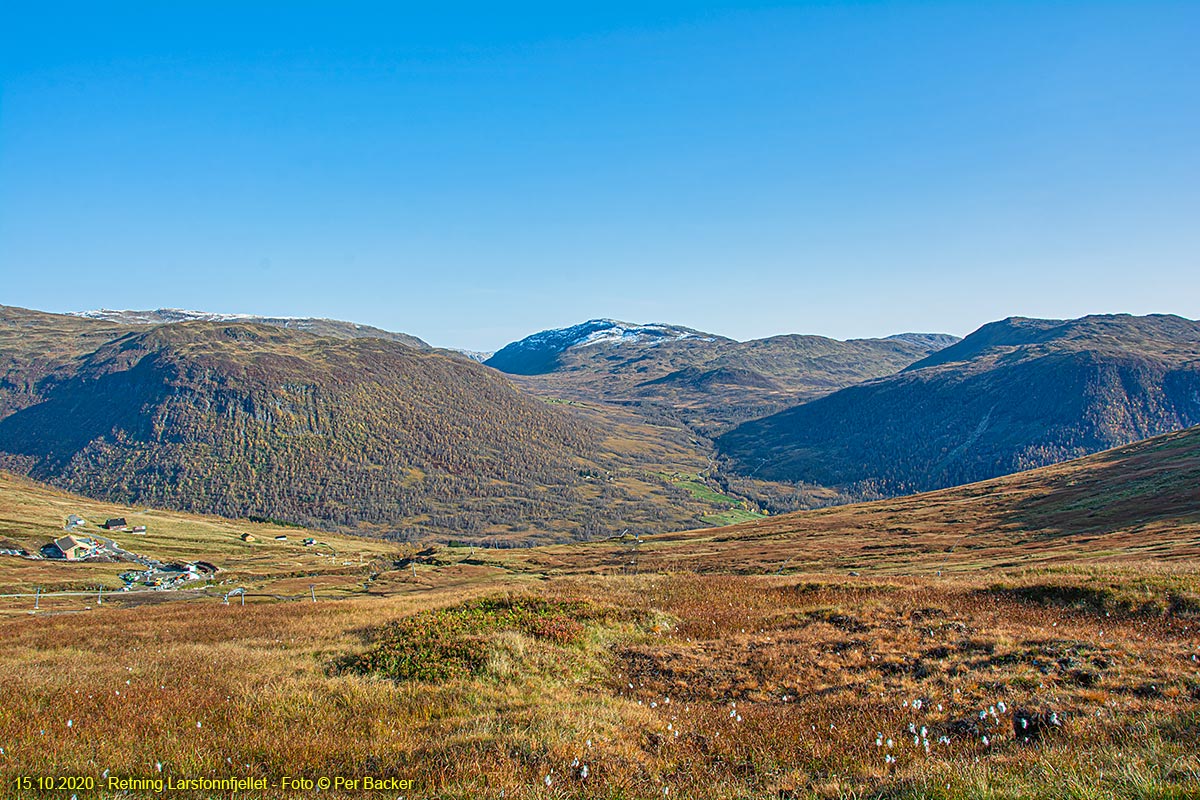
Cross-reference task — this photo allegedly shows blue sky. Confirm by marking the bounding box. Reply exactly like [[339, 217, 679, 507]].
[[2, 2, 1197, 350]]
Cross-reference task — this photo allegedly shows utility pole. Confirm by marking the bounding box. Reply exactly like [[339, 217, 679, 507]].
[[34, 586, 40, 610]]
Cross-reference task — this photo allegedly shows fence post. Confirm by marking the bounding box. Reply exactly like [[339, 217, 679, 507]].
[[310, 585, 316, 603]]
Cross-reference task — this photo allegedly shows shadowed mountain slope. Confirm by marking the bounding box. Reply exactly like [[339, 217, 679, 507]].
[[717, 314, 1200, 499]]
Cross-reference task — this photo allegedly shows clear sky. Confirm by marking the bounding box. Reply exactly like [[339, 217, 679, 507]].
[[2, 2, 1197, 351]]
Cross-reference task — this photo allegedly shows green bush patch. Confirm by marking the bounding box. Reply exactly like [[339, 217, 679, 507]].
[[337, 595, 606, 681]]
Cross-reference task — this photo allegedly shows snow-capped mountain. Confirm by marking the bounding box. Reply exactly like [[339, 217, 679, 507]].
[[485, 319, 726, 375]]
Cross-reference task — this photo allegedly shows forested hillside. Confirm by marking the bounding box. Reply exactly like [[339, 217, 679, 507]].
[[0, 307, 734, 542]]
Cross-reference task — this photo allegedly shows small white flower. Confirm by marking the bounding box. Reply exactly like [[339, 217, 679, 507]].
[[67, 719, 73, 728], [580, 765, 589, 779], [156, 762, 162, 772], [544, 775, 552, 787]]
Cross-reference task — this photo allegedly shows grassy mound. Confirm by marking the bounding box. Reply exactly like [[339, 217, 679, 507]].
[[336, 595, 629, 682]]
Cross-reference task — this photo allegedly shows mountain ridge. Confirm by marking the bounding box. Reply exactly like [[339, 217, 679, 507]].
[[487, 319, 961, 434], [717, 312, 1200, 501], [71, 307, 431, 349]]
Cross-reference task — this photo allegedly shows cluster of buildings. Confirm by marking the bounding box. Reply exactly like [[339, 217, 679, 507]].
[[41, 515, 148, 561]]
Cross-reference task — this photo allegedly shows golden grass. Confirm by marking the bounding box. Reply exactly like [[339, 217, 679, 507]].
[[0, 569, 1197, 799]]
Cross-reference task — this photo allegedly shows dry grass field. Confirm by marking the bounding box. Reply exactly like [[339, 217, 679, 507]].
[[1, 428, 1199, 798]]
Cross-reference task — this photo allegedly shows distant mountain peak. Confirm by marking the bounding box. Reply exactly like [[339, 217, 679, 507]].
[[884, 332, 961, 350], [486, 319, 726, 375], [527, 319, 719, 348]]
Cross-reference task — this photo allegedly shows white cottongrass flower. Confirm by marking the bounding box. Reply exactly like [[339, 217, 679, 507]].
[[997, 701, 1007, 714], [67, 720, 73, 728], [544, 775, 552, 787], [580, 765, 589, 779]]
